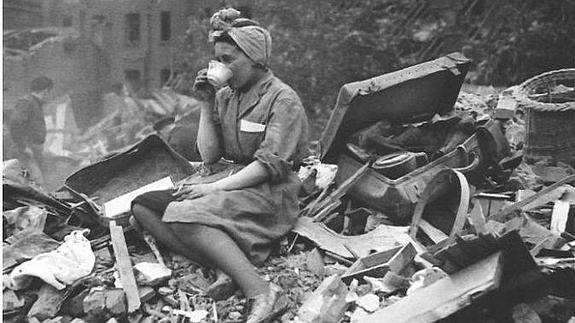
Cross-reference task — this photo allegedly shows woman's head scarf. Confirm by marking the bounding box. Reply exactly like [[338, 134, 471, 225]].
[[209, 8, 272, 68]]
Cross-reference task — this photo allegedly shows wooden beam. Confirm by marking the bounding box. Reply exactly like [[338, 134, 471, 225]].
[[550, 200, 570, 235], [342, 243, 416, 283], [310, 162, 370, 216], [293, 216, 408, 259], [109, 221, 141, 313], [419, 219, 449, 244], [469, 202, 488, 234], [313, 200, 342, 222], [491, 174, 575, 223], [359, 251, 504, 323]]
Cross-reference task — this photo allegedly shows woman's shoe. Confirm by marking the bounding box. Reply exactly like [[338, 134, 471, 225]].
[[245, 283, 289, 323]]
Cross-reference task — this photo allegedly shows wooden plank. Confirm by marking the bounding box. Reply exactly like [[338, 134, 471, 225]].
[[418, 219, 449, 244], [359, 251, 504, 323], [342, 243, 416, 283], [491, 174, 575, 222], [313, 199, 342, 222], [431, 233, 499, 274], [469, 202, 487, 234], [109, 221, 141, 313], [326, 162, 370, 202], [177, 289, 190, 311], [90, 225, 134, 250], [293, 216, 408, 259], [142, 232, 167, 267], [550, 200, 570, 235], [301, 185, 329, 217], [311, 162, 370, 215], [324, 250, 354, 266], [504, 215, 564, 253], [410, 169, 470, 247]]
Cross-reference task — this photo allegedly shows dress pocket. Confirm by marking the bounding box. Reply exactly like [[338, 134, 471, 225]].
[[240, 119, 266, 133], [238, 119, 266, 156]]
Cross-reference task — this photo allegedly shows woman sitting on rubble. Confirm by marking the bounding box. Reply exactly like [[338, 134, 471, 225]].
[[131, 8, 309, 323]]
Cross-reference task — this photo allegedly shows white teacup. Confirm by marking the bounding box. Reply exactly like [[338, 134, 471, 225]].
[[206, 60, 233, 87]]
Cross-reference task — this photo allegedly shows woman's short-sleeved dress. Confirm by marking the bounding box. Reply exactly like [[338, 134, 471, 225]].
[[134, 71, 309, 265]]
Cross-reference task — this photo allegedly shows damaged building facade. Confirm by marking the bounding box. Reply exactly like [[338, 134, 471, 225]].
[[55, 0, 195, 93], [3, 0, 252, 132], [3, 0, 51, 30], [3, 0, 205, 158], [4, 0, 197, 114]]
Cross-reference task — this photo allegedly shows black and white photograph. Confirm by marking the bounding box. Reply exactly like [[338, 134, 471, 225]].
[[2, 1, 575, 322]]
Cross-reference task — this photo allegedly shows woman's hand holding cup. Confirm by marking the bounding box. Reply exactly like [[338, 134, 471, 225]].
[[192, 61, 233, 101], [192, 68, 216, 102]]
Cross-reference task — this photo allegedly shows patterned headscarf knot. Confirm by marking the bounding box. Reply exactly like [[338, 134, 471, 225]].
[[208, 8, 272, 68]]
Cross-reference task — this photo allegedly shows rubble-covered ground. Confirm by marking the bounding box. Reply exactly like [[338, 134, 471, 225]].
[[3, 82, 575, 323]]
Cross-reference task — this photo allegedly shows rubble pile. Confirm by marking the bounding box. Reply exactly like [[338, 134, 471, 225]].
[[72, 88, 201, 165], [3, 59, 575, 323]]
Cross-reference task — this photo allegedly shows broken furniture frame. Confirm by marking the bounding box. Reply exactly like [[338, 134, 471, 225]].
[[357, 251, 504, 323], [409, 169, 470, 249], [341, 243, 416, 284]]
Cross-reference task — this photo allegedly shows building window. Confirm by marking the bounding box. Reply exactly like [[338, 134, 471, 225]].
[[79, 10, 86, 33], [124, 69, 142, 92], [160, 69, 171, 86], [160, 11, 171, 42], [125, 13, 141, 45], [125, 69, 141, 82], [62, 16, 73, 27]]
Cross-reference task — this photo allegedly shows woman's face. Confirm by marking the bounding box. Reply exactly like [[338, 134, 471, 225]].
[[214, 41, 258, 91]]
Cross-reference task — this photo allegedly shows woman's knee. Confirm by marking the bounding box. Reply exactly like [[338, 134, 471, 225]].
[[131, 203, 163, 226], [131, 203, 147, 220]]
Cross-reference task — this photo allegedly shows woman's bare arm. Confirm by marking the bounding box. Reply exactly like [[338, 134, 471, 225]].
[[196, 100, 223, 163], [173, 160, 269, 200]]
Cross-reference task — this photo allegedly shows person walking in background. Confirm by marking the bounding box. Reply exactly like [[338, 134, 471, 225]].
[[9, 76, 54, 187]]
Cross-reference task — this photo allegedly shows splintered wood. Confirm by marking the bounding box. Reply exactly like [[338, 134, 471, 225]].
[[293, 216, 408, 259], [359, 251, 504, 323], [491, 174, 575, 222], [303, 162, 370, 221], [109, 221, 141, 313]]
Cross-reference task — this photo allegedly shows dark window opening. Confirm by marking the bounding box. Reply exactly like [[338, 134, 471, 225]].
[[125, 13, 141, 44], [124, 69, 142, 92], [160, 11, 171, 41], [62, 16, 73, 27], [79, 10, 86, 32], [125, 69, 141, 82], [160, 69, 171, 86], [124, 70, 142, 83]]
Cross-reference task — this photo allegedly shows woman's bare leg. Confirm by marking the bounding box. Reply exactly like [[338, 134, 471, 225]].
[[131, 203, 216, 268], [170, 223, 268, 298]]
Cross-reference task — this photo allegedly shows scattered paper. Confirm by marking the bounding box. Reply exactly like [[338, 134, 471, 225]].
[[104, 177, 174, 218]]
